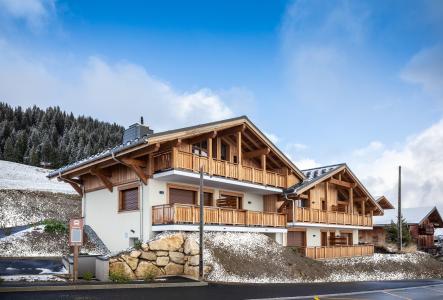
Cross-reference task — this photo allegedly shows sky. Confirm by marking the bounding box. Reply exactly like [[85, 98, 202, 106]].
[[0, 0, 443, 209]]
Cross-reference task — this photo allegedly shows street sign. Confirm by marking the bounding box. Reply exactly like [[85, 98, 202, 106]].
[[69, 218, 84, 282], [69, 218, 84, 246]]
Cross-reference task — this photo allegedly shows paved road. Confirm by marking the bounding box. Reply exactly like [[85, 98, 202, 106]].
[[1, 279, 443, 300]]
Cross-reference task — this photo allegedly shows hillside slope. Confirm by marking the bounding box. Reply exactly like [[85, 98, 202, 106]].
[[0, 160, 80, 228]]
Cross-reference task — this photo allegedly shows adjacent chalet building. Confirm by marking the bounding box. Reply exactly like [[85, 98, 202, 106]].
[[48, 116, 383, 259], [372, 204, 443, 251], [281, 164, 383, 259]]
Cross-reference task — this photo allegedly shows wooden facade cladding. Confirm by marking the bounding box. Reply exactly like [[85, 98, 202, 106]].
[[152, 203, 287, 227], [83, 165, 139, 193]]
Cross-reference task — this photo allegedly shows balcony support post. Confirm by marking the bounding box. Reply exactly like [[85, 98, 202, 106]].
[[208, 138, 213, 175], [261, 154, 266, 186], [237, 131, 242, 180]]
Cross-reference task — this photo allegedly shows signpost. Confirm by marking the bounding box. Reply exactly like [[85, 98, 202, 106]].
[[199, 165, 204, 280], [69, 218, 84, 282]]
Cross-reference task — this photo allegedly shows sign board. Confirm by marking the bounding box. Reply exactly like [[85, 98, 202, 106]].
[[69, 218, 84, 246]]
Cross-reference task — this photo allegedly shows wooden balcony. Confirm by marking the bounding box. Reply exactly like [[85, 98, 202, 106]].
[[153, 150, 287, 188], [301, 245, 374, 259], [152, 204, 287, 227], [291, 207, 373, 227]]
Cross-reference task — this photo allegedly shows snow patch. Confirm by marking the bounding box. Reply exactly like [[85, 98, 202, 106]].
[[0, 160, 74, 193], [0, 275, 66, 282]]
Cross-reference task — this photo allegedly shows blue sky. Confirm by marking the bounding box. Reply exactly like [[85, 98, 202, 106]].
[[1, 0, 443, 207]]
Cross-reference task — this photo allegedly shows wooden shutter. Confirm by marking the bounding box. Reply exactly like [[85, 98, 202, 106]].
[[288, 231, 306, 247], [203, 192, 213, 206], [170, 188, 196, 205], [120, 188, 139, 211]]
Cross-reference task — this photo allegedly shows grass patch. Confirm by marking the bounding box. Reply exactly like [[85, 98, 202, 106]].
[[82, 271, 94, 281], [42, 219, 67, 234], [143, 268, 157, 282], [109, 270, 130, 283]]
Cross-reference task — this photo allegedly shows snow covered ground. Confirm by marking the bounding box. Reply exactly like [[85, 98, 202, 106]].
[[0, 160, 74, 193], [1, 275, 66, 282]]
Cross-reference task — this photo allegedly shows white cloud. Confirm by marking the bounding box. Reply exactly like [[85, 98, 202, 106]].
[[0, 0, 55, 31], [401, 44, 443, 103], [352, 141, 384, 157], [294, 159, 320, 170], [352, 118, 443, 208], [263, 132, 280, 144], [0, 41, 238, 130]]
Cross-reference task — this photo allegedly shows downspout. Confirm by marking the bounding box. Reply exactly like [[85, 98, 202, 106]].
[[283, 192, 296, 225]]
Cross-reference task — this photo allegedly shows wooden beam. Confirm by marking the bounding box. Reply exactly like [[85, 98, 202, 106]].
[[237, 130, 242, 180], [329, 178, 354, 189], [58, 176, 82, 186], [349, 187, 354, 214], [216, 137, 221, 160], [120, 158, 149, 184], [242, 130, 282, 169], [218, 124, 246, 137], [90, 167, 113, 192], [208, 137, 213, 175], [186, 131, 217, 145], [325, 182, 329, 210], [243, 147, 270, 159], [68, 182, 83, 197]]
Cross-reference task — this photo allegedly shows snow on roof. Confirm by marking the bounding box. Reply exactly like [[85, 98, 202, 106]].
[[0, 160, 75, 194], [285, 163, 345, 194], [374, 206, 440, 225]]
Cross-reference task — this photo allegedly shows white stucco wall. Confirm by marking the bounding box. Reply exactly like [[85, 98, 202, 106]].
[[83, 178, 267, 251], [84, 186, 143, 252], [306, 227, 321, 247]]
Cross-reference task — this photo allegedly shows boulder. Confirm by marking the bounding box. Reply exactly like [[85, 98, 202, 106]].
[[156, 256, 169, 267], [188, 255, 199, 266], [130, 250, 142, 258], [164, 262, 184, 275], [156, 251, 168, 257], [149, 233, 184, 251], [140, 251, 157, 261], [141, 243, 149, 251], [169, 251, 185, 264], [121, 254, 139, 271], [134, 261, 162, 279], [184, 238, 199, 255], [109, 261, 136, 280], [184, 263, 211, 279]]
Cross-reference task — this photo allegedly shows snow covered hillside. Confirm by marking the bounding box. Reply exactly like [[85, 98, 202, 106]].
[[0, 160, 74, 193]]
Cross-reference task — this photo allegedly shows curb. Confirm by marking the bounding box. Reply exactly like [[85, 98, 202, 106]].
[[0, 281, 208, 293]]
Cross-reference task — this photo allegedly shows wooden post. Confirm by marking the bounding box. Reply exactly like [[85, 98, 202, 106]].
[[349, 188, 353, 224], [398, 165, 402, 252], [208, 138, 213, 175], [73, 245, 79, 282], [325, 182, 329, 211], [199, 166, 204, 279], [261, 154, 266, 185], [172, 147, 178, 168], [237, 131, 242, 180], [216, 137, 221, 160]]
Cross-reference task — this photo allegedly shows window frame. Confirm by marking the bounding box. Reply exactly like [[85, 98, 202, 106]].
[[118, 183, 140, 212]]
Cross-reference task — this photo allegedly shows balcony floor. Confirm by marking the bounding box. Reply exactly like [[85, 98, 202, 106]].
[[288, 222, 373, 230], [153, 169, 283, 195]]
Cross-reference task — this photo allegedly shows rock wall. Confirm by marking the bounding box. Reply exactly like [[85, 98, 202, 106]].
[[109, 233, 210, 280]]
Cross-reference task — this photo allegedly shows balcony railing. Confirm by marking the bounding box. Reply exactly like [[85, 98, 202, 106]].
[[290, 207, 373, 227], [152, 203, 287, 227], [301, 245, 374, 259], [153, 150, 287, 188]]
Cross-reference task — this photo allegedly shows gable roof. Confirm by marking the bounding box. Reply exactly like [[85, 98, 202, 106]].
[[376, 196, 395, 209], [48, 115, 306, 180], [374, 206, 443, 226], [284, 163, 383, 215]]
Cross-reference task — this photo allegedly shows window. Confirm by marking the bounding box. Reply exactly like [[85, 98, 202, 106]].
[[221, 142, 229, 160], [217, 193, 242, 209], [192, 140, 208, 157], [203, 192, 213, 206], [169, 188, 196, 205], [119, 187, 139, 211]]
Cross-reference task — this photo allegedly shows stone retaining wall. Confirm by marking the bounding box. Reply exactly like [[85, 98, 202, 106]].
[[109, 233, 210, 279]]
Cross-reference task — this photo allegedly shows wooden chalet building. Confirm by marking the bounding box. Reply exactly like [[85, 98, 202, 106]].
[[371, 203, 443, 251], [49, 116, 384, 259]]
